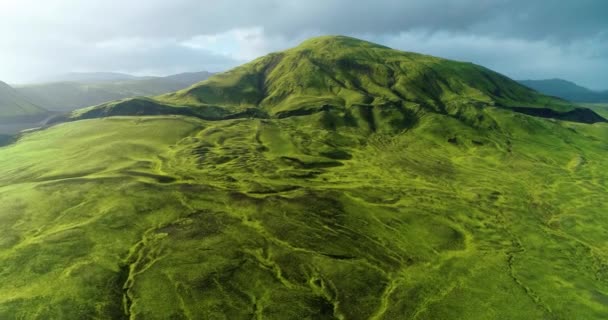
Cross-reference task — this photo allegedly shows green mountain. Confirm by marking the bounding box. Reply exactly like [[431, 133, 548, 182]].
[[15, 71, 213, 112], [160, 36, 569, 114], [72, 36, 603, 124], [0, 81, 47, 122], [519, 78, 608, 103], [1, 36, 608, 319]]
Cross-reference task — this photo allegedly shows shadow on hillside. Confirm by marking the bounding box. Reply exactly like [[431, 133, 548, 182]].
[[504, 106, 607, 124]]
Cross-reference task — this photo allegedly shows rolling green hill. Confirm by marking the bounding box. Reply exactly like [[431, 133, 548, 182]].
[[15, 72, 213, 112], [1, 36, 608, 319], [519, 78, 608, 103], [0, 81, 47, 122]]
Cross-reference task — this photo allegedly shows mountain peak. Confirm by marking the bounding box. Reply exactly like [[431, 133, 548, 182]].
[[294, 35, 391, 51]]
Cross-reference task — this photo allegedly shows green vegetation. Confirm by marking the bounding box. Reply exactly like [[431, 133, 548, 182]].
[[1, 36, 607, 319]]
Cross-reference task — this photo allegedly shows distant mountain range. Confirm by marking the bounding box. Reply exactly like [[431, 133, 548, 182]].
[[32, 72, 146, 84], [518, 78, 608, 103], [13, 71, 214, 112]]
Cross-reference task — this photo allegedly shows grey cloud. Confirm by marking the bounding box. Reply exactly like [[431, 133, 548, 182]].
[[1, 37, 239, 83], [3, 1, 606, 42], [377, 32, 608, 90], [0, 0, 606, 88]]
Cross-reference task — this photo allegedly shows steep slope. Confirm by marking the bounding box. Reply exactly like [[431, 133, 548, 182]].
[[1, 36, 608, 319], [519, 78, 608, 103], [0, 81, 47, 122], [16, 72, 213, 112]]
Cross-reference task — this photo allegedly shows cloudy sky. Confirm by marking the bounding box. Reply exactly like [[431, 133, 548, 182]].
[[1, 0, 607, 89]]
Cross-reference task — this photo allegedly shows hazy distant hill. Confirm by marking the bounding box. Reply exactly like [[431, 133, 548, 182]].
[[15, 71, 214, 111], [519, 78, 608, 102], [33, 72, 144, 84], [0, 81, 47, 122]]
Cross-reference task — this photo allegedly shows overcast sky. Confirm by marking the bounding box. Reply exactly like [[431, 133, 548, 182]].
[[1, 0, 607, 89]]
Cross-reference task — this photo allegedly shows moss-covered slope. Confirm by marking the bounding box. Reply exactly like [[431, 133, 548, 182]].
[[1, 109, 608, 319]]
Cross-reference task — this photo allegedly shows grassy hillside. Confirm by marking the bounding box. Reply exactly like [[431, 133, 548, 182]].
[[1, 36, 607, 319], [15, 72, 213, 112], [520, 79, 608, 103], [0, 81, 47, 122], [1, 111, 608, 319]]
